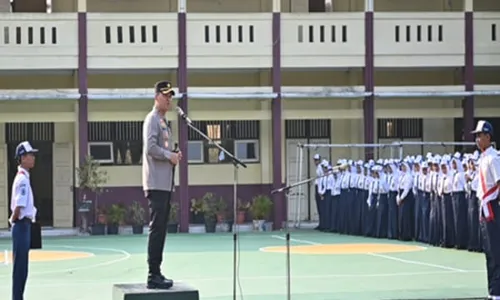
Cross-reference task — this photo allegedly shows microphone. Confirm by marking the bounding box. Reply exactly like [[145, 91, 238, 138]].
[[176, 107, 192, 124]]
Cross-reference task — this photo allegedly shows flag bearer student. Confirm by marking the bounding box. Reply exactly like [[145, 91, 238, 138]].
[[366, 165, 380, 237], [438, 158, 456, 248], [324, 165, 335, 232], [420, 162, 431, 243], [317, 160, 329, 231], [387, 161, 400, 239], [429, 157, 442, 246], [339, 161, 352, 234], [396, 161, 414, 241], [351, 162, 363, 235], [331, 167, 342, 232], [466, 156, 481, 252], [413, 159, 423, 242], [451, 154, 469, 249], [313, 154, 323, 230], [10, 141, 38, 300], [471, 120, 500, 300], [376, 162, 390, 238]]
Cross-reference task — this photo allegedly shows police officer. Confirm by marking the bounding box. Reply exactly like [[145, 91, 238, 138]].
[[10, 141, 38, 300], [143, 81, 182, 289], [471, 120, 500, 299]]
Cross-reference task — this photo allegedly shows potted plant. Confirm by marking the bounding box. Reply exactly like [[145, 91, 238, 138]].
[[129, 201, 145, 234], [168, 202, 179, 233], [236, 198, 250, 224], [190, 197, 204, 224], [201, 192, 218, 233], [76, 155, 109, 235], [215, 196, 227, 223], [249, 195, 273, 231], [107, 204, 126, 235]]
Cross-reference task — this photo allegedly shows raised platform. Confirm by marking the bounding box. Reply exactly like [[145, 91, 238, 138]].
[[113, 282, 199, 300]]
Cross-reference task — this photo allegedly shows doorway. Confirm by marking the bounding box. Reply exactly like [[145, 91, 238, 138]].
[[6, 123, 54, 227]]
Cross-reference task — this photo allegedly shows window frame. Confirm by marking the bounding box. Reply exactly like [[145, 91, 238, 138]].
[[88, 141, 115, 164], [234, 139, 260, 163], [187, 140, 204, 164]]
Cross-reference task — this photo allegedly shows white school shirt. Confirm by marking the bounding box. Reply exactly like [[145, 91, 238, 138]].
[[341, 171, 351, 189], [470, 170, 478, 192], [326, 173, 334, 191], [367, 178, 379, 204], [364, 175, 372, 190], [349, 173, 359, 189], [318, 176, 327, 195], [315, 164, 323, 186], [357, 174, 365, 189], [332, 175, 341, 196], [378, 176, 389, 194], [418, 172, 426, 191], [477, 146, 500, 203], [438, 173, 453, 196], [398, 172, 413, 199], [10, 166, 37, 222], [431, 171, 439, 193], [452, 170, 466, 192], [389, 173, 399, 192], [424, 172, 432, 193], [413, 171, 420, 194]]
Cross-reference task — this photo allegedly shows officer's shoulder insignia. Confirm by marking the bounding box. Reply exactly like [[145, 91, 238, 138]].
[[20, 187, 26, 196]]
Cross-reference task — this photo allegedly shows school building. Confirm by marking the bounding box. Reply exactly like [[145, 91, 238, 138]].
[[0, 0, 499, 232]]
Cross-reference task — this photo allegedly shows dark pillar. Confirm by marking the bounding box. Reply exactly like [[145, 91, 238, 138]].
[[77, 12, 88, 165], [77, 12, 88, 228], [177, 10, 189, 233], [463, 10, 475, 142], [271, 11, 284, 229], [364, 8, 375, 160]]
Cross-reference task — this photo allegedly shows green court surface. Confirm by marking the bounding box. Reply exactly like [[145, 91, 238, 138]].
[[0, 230, 489, 300]]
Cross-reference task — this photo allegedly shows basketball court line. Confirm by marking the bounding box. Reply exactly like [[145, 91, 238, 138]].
[[0, 245, 132, 278], [0, 269, 485, 289], [270, 235, 469, 273]]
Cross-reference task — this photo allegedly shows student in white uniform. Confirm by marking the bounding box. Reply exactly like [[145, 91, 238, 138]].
[[466, 157, 481, 252], [429, 157, 442, 246], [331, 168, 342, 233], [387, 162, 400, 239], [451, 154, 468, 249], [313, 154, 323, 231], [419, 162, 430, 243], [397, 162, 413, 241], [317, 160, 329, 231], [10, 141, 38, 300], [438, 158, 455, 248], [471, 120, 500, 299]]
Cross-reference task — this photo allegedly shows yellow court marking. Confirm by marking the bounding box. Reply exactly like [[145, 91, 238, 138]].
[[0, 250, 94, 262], [260, 243, 425, 255]]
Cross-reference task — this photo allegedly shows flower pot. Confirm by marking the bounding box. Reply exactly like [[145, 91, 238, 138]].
[[216, 213, 225, 223], [98, 214, 107, 224], [91, 224, 105, 235], [253, 219, 266, 231], [132, 225, 144, 234], [191, 212, 205, 224], [167, 223, 179, 233], [107, 224, 119, 235], [205, 218, 217, 233], [236, 211, 246, 224]]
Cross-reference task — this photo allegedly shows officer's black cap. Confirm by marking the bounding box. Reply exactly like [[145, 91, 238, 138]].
[[154, 81, 175, 96]]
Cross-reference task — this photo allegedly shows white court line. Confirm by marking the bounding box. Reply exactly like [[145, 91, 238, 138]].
[[0, 269, 486, 289], [0, 245, 132, 278], [270, 235, 469, 273]]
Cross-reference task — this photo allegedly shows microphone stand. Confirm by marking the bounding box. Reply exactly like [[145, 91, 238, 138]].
[[270, 166, 344, 300], [179, 116, 247, 300]]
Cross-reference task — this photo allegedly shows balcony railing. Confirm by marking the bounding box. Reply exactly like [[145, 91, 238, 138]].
[[0, 12, 498, 70]]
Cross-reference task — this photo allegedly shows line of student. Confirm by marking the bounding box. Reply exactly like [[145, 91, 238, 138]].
[[313, 152, 483, 251]]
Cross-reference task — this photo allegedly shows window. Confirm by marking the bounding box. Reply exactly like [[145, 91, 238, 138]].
[[377, 118, 423, 139], [88, 121, 143, 165], [188, 120, 260, 164], [88, 142, 114, 164]]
